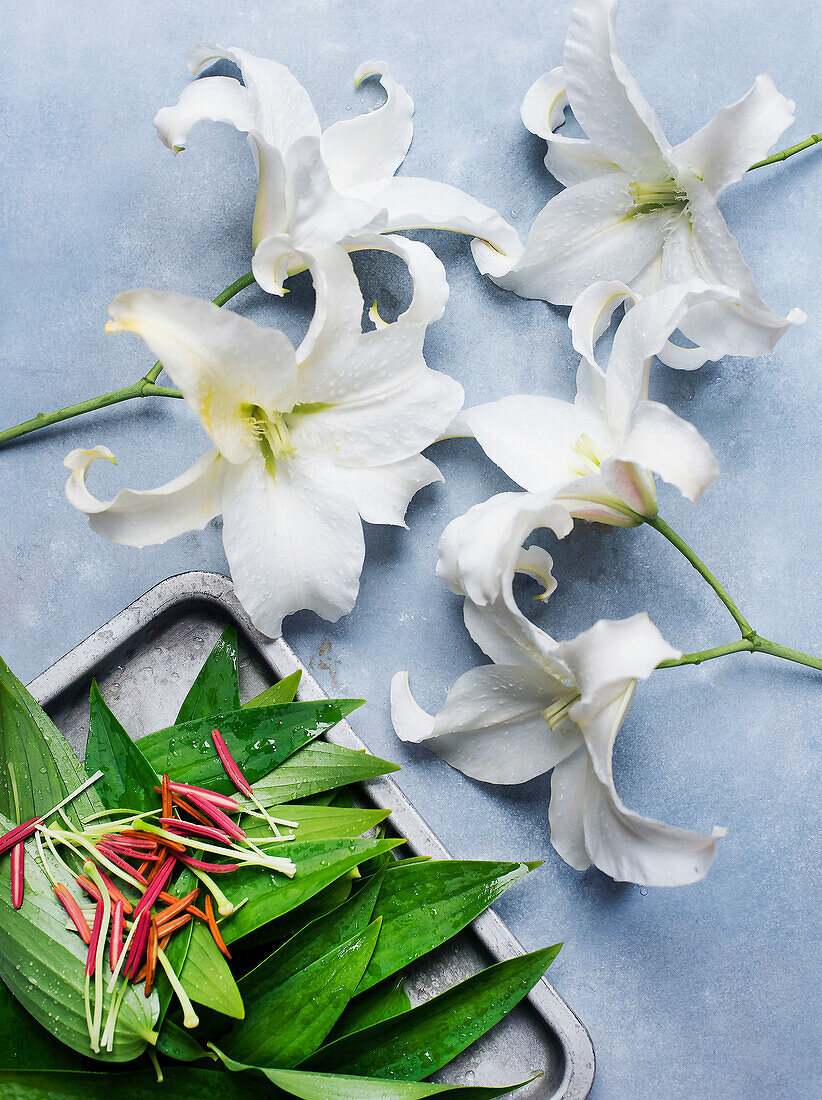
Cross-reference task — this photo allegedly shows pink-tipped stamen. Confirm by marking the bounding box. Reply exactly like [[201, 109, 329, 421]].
[[179, 855, 242, 874], [211, 729, 253, 797], [134, 857, 176, 918], [123, 909, 150, 980], [54, 883, 92, 944], [97, 845, 149, 885], [158, 818, 232, 845], [110, 899, 124, 972], [11, 842, 24, 909], [86, 899, 104, 977], [179, 790, 245, 841], [164, 782, 240, 813], [0, 818, 41, 857]]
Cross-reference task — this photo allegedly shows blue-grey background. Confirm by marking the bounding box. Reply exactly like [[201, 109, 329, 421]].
[[1, 1, 820, 1095]]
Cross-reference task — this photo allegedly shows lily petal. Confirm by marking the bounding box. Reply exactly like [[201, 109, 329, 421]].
[[672, 73, 795, 196], [221, 454, 365, 638], [391, 665, 582, 784], [347, 233, 450, 325], [184, 43, 321, 148], [64, 447, 223, 547], [345, 176, 523, 278], [550, 747, 725, 885], [154, 76, 255, 154], [325, 454, 443, 528], [322, 61, 414, 191], [462, 394, 607, 493], [612, 398, 719, 504], [568, 279, 635, 369], [492, 174, 671, 304], [521, 67, 622, 187], [106, 289, 299, 463], [563, 0, 670, 170]]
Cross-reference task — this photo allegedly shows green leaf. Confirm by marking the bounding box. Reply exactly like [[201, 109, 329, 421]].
[[222, 838, 401, 945], [139, 700, 364, 794], [0, 980, 94, 1072], [176, 626, 241, 724], [302, 945, 562, 1079], [243, 671, 301, 708], [179, 920, 244, 1019], [84, 684, 158, 813], [328, 976, 411, 1042], [0, 1068, 261, 1099], [156, 1018, 211, 1062], [245, 804, 389, 843], [245, 741, 400, 807], [214, 1051, 537, 1099], [0, 654, 102, 825], [359, 860, 538, 993], [0, 812, 154, 1063], [241, 865, 385, 994], [224, 919, 382, 1066], [252, 873, 354, 947]]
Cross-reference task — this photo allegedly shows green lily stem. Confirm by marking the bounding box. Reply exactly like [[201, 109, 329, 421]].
[[658, 636, 822, 672], [644, 514, 753, 637], [748, 132, 822, 171], [647, 514, 821, 672], [0, 270, 256, 449]]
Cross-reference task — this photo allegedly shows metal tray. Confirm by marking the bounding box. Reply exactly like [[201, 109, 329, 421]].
[[27, 571, 595, 1099]]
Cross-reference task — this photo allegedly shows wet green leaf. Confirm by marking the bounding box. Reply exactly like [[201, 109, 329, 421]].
[[176, 626, 240, 724], [225, 920, 381, 1066], [244, 741, 399, 808], [85, 684, 158, 813], [0, 1068, 259, 1099], [245, 804, 389, 843], [359, 860, 539, 992], [0, 654, 102, 825], [214, 1050, 536, 1099], [180, 920, 244, 1019], [222, 838, 401, 945], [156, 1017, 211, 1062], [0, 812, 154, 1063], [243, 671, 301, 709], [328, 976, 411, 1042], [302, 945, 561, 1079], [0, 980, 94, 1072], [139, 701, 364, 794], [241, 866, 385, 994]]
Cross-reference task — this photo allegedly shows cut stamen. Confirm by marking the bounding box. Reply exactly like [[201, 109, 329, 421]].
[[10, 842, 24, 909], [134, 857, 176, 917], [189, 867, 235, 917], [204, 895, 231, 960], [84, 862, 111, 1052], [156, 947, 199, 1029], [110, 900, 124, 972]]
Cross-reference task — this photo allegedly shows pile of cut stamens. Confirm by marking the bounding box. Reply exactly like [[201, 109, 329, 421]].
[[1, 729, 298, 1053]]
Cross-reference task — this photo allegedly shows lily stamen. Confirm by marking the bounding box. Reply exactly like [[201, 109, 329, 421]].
[[541, 691, 581, 730]]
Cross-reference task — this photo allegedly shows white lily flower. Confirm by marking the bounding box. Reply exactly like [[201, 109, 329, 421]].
[[392, 492, 726, 886], [154, 45, 521, 295], [486, 0, 804, 358], [461, 280, 738, 527], [64, 242, 463, 637]]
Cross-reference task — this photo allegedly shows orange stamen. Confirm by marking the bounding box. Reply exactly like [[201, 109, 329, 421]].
[[204, 895, 231, 960]]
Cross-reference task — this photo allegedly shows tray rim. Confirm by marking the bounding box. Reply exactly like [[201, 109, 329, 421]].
[[27, 569, 596, 1099]]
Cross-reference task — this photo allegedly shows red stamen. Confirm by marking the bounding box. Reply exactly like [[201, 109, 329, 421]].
[[76, 874, 103, 904], [159, 817, 232, 845], [123, 909, 150, 979], [161, 774, 172, 819], [10, 841, 24, 909], [97, 846, 148, 886], [110, 900, 124, 971], [163, 782, 240, 813], [86, 899, 104, 977], [96, 868, 134, 915], [211, 728, 253, 797], [168, 792, 219, 829], [154, 911, 191, 937], [204, 895, 231, 960], [0, 818, 41, 857], [179, 855, 241, 874], [54, 883, 92, 944], [100, 834, 158, 852], [134, 857, 176, 917], [155, 888, 199, 926], [144, 921, 159, 997], [179, 790, 245, 841]]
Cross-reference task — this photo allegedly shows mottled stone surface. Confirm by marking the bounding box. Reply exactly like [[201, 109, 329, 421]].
[[1, 1, 820, 1095]]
